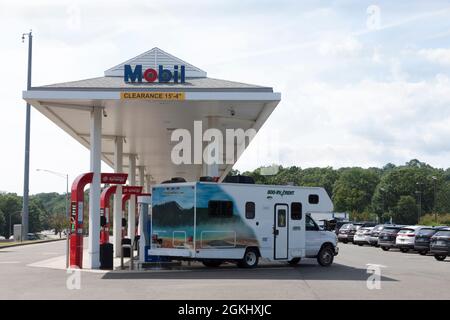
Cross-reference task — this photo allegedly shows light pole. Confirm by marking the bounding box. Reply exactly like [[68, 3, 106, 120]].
[[21, 30, 33, 241], [432, 176, 437, 223], [36, 168, 70, 268], [415, 182, 423, 224], [380, 187, 386, 223]]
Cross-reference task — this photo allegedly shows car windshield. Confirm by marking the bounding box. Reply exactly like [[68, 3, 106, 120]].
[[341, 224, 352, 229], [398, 228, 414, 234], [373, 225, 384, 231], [383, 227, 400, 233], [434, 230, 450, 237], [418, 229, 435, 236]]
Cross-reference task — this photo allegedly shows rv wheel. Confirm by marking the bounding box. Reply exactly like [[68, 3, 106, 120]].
[[238, 248, 259, 268], [317, 245, 334, 267]]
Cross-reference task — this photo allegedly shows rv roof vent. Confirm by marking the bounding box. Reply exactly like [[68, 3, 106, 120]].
[[223, 175, 255, 184], [161, 177, 187, 184]]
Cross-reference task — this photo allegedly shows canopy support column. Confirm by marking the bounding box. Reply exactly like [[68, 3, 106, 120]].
[[145, 175, 153, 193], [128, 155, 136, 245], [203, 116, 219, 177], [87, 107, 102, 269], [113, 136, 123, 257], [138, 166, 145, 188], [137, 166, 145, 238]]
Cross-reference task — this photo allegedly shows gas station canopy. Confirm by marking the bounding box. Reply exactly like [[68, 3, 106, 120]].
[[23, 47, 281, 184]]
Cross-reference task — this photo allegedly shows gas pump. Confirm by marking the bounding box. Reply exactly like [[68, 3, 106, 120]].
[[121, 191, 141, 258], [121, 194, 131, 239], [100, 186, 143, 245], [69, 172, 127, 269]]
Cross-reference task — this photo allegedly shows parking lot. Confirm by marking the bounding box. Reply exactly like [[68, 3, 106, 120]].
[[0, 240, 449, 299]]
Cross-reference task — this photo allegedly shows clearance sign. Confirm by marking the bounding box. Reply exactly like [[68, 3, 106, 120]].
[[120, 92, 185, 100]]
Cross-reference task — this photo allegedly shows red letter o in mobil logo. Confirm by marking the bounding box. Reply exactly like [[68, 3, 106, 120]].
[[124, 64, 185, 83], [143, 68, 157, 82]]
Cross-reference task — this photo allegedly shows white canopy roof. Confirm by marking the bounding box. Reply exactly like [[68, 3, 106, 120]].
[[23, 48, 281, 184]]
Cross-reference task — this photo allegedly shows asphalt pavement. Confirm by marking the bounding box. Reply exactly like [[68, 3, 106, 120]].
[[0, 240, 449, 299]]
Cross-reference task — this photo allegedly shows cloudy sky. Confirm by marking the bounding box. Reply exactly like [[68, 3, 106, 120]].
[[1, 0, 450, 194]]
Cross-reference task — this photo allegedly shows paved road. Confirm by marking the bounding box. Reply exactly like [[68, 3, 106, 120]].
[[0, 240, 449, 299]]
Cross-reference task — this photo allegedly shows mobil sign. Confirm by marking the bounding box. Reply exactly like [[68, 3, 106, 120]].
[[124, 64, 185, 83]]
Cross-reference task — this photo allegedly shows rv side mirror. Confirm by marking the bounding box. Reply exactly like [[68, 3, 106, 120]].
[[100, 216, 107, 227], [122, 218, 127, 227]]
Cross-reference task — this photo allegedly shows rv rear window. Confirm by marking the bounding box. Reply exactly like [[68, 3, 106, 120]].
[[309, 194, 319, 204], [291, 202, 302, 220], [245, 202, 255, 219], [208, 200, 233, 218]]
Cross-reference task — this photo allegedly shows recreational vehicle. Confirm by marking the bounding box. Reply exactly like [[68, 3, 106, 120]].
[[148, 182, 339, 268]]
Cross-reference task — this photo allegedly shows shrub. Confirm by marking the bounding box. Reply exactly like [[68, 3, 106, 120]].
[[419, 213, 450, 226]]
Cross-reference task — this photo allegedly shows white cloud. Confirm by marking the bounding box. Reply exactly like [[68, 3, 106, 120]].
[[236, 74, 450, 172], [418, 48, 450, 66], [318, 36, 363, 57], [2, 0, 450, 193]]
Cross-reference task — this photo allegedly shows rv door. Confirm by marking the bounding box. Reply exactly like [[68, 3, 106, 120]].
[[274, 204, 289, 259]]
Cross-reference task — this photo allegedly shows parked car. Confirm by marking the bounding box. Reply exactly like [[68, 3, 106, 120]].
[[430, 228, 450, 261], [395, 226, 427, 253], [338, 223, 362, 243], [353, 227, 374, 246], [338, 223, 353, 243], [26, 233, 39, 240], [414, 226, 448, 255], [369, 224, 388, 246], [347, 224, 363, 243], [335, 221, 353, 236], [378, 225, 404, 251], [359, 222, 378, 228], [0, 236, 5, 240]]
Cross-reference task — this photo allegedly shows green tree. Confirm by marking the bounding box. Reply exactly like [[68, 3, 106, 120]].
[[0, 193, 22, 237], [372, 164, 441, 219], [299, 167, 339, 197], [0, 209, 5, 237], [392, 195, 417, 224], [28, 198, 45, 233], [50, 213, 69, 238], [332, 168, 380, 213], [435, 181, 450, 214], [31, 192, 67, 229]]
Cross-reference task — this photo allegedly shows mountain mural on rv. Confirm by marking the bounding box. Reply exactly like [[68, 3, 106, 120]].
[[152, 185, 195, 249], [151, 183, 258, 250], [195, 183, 258, 249]]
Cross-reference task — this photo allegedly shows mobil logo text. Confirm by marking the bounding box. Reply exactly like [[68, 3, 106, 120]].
[[124, 64, 185, 83]]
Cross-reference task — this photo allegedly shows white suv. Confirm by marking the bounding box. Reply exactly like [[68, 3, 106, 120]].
[[395, 226, 426, 253], [353, 227, 374, 246]]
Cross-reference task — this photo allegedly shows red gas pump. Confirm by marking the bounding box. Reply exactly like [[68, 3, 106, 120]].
[[121, 194, 131, 239], [99, 186, 117, 245], [69, 172, 127, 269], [100, 186, 143, 245]]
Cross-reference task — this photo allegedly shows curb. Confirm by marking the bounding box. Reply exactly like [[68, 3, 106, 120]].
[[0, 238, 66, 249]]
